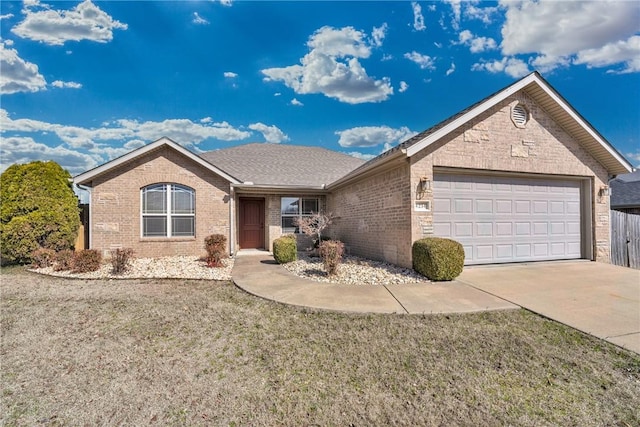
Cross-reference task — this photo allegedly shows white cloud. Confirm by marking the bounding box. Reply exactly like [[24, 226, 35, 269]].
[[336, 126, 417, 148], [445, 0, 462, 30], [404, 51, 436, 70], [0, 109, 252, 151], [371, 23, 387, 47], [399, 81, 409, 93], [625, 149, 640, 167], [261, 26, 393, 104], [446, 62, 456, 76], [0, 42, 47, 94], [574, 35, 640, 74], [223, 71, 238, 78], [290, 98, 303, 106], [193, 12, 209, 25], [217, 0, 233, 6], [248, 123, 289, 144], [465, 3, 499, 24], [0, 136, 99, 174], [530, 54, 571, 74], [472, 57, 530, 78], [1, 13, 14, 20], [12, 0, 127, 45], [458, 29, 497, 53], [500, 0, 639, 72], [347, 151, 376, 161], [412, 2, 426, 31], [51, 80, 82, 89]]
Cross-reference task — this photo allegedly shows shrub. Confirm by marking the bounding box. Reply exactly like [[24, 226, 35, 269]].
[[412, 237, 464, 281], [273, 235, 297, 264], [205, 234, 227, 267], [31, 248, 56, 268], [110, 248, 135, 275], [53, 249, 75, 271], [1, 161, 80, 265], [72, 249, 102, 273], [319, 240, 344, 276]]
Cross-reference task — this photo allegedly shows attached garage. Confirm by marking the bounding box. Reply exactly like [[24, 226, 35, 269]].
[[433, 172, 588, 265]]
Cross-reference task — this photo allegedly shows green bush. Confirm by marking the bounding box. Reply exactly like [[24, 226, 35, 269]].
[[273, 235, 297, 264], [53, 249, 75, 271], [1, 161, 80, 265], [31, 248, 56, 268], [111, 248, 135, 275], [412, 237, 464, 281], [204, 234, 227, 267], [72, 249, 102, 273], [319, 240, 344, 276]]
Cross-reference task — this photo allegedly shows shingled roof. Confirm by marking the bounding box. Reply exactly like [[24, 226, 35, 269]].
[[610, 170, 640, 208], [200, 143, 365, 188]]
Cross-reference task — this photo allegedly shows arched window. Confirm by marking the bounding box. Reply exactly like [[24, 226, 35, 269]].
[[141, 184, 195, 237]]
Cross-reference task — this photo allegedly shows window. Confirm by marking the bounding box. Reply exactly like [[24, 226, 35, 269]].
[[141, 184, 195, 237], [281, 197, 319, 233]]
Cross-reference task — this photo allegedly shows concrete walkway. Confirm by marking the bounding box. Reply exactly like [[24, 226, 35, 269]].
[[232, 251, 517, 314], [232, 251, 640, 354], [459, 261, 640, 354]]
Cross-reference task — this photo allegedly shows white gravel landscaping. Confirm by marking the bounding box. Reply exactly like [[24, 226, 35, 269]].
[[32, 256, 234, 281], [282, 252, 429, 285]]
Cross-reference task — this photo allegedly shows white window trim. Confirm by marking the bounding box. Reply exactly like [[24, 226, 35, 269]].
[[141, 183, 195, 238], [281, 197, 319, 234]]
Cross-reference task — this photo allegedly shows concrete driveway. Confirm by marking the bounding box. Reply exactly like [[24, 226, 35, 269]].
[[458, 261, 640, 354]]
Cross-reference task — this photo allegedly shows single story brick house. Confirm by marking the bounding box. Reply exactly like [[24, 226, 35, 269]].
[[74, 72, 633, 267]]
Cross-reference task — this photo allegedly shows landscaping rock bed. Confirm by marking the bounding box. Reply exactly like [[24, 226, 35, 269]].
[[32, 256, 234, 280], [283, 252, 428, 285]]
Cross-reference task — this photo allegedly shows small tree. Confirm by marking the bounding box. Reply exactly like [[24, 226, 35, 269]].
[[294, 211, 335, 247], [1, 161, 80, 265]]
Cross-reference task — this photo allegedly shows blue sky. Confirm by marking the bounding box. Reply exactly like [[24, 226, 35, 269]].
[[1, 0, 639, 179]]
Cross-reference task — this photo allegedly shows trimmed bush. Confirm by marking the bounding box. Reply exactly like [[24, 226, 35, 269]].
[[53, 249, 75, 271], [412, 237, 464, 281], [1, 161, 80, 265], [319, 240, 344, 276], [72, 249, 102, 273], [111, 248, 135, 275], [31, 248, 56, 268], [205, 234, 227, 267], [273, 235, 297, 264]]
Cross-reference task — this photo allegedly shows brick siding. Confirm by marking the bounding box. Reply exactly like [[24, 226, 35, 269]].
[[90, 146, 231, 259]]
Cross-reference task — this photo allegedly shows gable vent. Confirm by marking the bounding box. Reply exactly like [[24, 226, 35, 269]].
[[511, 104, 529, 127]]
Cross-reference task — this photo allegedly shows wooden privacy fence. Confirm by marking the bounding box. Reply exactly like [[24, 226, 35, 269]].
[[611, 210, 640, 269]]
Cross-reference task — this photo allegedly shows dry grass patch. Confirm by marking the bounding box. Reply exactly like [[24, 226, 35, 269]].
[[1, 267, 639, 426]]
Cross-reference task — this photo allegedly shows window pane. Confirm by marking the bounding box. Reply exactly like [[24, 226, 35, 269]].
[[302, 198, 318, 215], [281, 197, 300, 215], [172, 216, 194, 236], [282, 216, 298, 233], [143, 185, 166, 214], [172, 186, 194, 214], [143, 216, 167, 237]]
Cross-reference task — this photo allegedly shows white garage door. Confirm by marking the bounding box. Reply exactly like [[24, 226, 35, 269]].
[[433, 173, 582, 265]]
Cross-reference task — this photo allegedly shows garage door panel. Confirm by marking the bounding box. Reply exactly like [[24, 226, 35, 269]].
[[433, 173, 582, 265]]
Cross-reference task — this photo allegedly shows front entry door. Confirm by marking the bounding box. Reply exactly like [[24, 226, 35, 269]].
[[239, 198, 265, 249]]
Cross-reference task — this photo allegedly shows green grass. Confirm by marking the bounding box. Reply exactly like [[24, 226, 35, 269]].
[[1, 267, 639, 426]]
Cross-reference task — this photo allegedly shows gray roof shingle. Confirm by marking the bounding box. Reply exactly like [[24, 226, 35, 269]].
[[610, 170, 640, 208], [199, 143, 365, 187]]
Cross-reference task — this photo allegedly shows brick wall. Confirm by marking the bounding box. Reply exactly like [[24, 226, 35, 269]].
[[409, 93, 611, 262], [90, 146, 231, 259], [328, 163, 413, 267]]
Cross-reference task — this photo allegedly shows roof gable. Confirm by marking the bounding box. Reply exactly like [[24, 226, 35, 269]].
[[332, 72, 632, 187], [74, 137, 240, 186]]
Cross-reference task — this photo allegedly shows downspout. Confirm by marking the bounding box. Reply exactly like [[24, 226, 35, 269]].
[[229, 185, 236, 255], [76, 184, 93, 250]]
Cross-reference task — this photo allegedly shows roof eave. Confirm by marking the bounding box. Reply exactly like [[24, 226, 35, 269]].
[[327, 148, 407, 190]]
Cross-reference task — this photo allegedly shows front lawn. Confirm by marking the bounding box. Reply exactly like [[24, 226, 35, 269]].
[[1, 268, 638, 426]]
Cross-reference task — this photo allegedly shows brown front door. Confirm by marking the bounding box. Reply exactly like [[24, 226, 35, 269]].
[[239, 198, 265, 249]]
